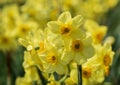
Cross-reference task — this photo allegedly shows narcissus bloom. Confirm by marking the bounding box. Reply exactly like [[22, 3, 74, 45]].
[[84, 19, 107, 44], [0, 34, 17, 51], [93, 42, 114, 67], [88, 42, 114, 76], [47, 12, 86, 45], [82, 63, 104, 85], [38, 40, 68, 74], [15, 20, 38, 38], [18, 28, 44, 50], [61, 35, 95, 64], [99, 43, 114, 68]]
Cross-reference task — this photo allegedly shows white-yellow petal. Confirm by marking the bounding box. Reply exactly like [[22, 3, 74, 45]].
[[58, 12, 72, 23], [72, 15, 83, 28], [47, 21, 61, 33]]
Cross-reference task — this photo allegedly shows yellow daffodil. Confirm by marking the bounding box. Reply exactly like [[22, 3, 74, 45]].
[[88, 42, 114, 76], [2, 4, 20, 31], [38, 42, 68, 74], [15, 20, 38, 38], [0, 34, 17, 51], [18, 28, 44, 50], [84, 19, 107, 44], [82, 63, 104, 85], [18, 39, 44, 71], [47, 11, 86, 45], [61, 35, 95, 65], [18, 28, 45, 71], [95, 42, 114, 67]]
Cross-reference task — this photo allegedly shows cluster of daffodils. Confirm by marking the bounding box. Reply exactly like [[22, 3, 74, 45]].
[[16, 12, 114, 85], [0, 0, 118, 52], [0, 0, 117, 85], [22, 0, 119, 24]]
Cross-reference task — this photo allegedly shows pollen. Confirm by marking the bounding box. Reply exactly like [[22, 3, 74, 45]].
[[71, 40, 83, 51], [103, 54, 111, 66], [82, 67, 91, 79], [46, 53, 57, 65]]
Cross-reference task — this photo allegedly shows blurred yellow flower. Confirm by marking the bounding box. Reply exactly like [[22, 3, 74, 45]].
[[84, 19, 107, 44], [2, 4, 20, 31], [0, 34, 17, 51], [15, 20, 38, 38]]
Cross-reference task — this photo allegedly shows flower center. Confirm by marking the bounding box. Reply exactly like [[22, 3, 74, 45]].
[[82, 67, 91, 79], [20, 25, 29, 34], [71, 40, 83, 51], [95, 32, 104, 43], [1, 36, 9, 44], [103, 54, 111, 66], [75, 44, 80, 49], [60, 26, 71, 35], [46, 53, 57, 65]]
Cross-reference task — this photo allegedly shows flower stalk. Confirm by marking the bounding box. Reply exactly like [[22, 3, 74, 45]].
[[77, 65, 82, 85]]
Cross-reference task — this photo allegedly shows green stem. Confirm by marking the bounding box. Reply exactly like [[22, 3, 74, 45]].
[[6, 51, 11, 85], [36, 67, 48, 85], [77, 65, 82, 85]]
